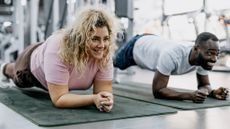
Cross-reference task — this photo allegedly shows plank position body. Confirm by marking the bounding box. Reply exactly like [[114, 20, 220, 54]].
[[114, 32, 228, 103], [0, 6, 119, 112]]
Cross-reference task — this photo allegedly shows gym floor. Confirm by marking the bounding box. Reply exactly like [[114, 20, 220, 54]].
[[1, 66, 230, 129]]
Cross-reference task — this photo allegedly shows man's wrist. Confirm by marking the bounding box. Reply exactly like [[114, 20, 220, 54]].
[[209, 90, 215, 97]]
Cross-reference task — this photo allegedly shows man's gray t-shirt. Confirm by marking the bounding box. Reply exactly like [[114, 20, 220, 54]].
[[133, 35, 208, 76]]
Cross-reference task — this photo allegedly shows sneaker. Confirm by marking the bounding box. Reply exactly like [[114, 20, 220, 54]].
[[0, 63, 11, 88]]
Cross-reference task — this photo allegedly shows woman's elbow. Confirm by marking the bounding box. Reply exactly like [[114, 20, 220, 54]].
[[52, 98, 67, 108]]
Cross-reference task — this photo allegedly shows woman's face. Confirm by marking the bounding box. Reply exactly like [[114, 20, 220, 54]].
[[88, 26, 110, 60]]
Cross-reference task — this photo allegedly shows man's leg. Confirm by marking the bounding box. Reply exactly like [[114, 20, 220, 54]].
[[113, 35, 141, 70]]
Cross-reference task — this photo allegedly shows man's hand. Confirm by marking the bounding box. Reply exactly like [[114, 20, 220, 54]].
[[212, 87, 229, 100], [192, 89, 209, 103], [93, 91, 114, 112]]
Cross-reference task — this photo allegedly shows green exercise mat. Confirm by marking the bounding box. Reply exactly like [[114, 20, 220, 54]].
[[0, 87, 177, 127], [113, 82, 230, 110]]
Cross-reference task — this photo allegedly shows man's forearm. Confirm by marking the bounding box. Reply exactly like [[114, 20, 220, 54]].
[[154, 88, 193, 100]]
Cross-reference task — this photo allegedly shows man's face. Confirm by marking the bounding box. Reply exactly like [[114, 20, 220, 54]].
[[196, 39, 219, 70]]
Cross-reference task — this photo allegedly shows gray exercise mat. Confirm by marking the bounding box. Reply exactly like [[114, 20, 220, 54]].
[[212, 65, 230, 72], [113, 82, 230, 110], [0, 87, 177, 127]]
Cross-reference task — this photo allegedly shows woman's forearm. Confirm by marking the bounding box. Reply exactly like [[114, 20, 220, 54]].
[[53, 93, 96, 108]]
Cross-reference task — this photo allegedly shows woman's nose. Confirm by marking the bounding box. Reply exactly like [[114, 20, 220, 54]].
[[98, 40, 105, 48]]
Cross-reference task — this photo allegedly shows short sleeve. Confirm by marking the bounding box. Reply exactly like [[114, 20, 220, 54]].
[[44, 36, 69, 85], [196, 66, 208, 75], [95, 59, 114, 81], [156, 52, 176, 76]]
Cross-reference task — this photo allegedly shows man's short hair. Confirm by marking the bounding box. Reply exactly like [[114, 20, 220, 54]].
[[195, 32, 219, 45]]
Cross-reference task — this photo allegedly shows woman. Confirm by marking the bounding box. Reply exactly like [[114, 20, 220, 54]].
[[0, 6, 119, 112]]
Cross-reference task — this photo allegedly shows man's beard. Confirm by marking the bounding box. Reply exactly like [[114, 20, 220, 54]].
[[197, 53, 213, 70]]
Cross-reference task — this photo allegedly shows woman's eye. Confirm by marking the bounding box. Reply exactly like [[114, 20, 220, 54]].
[[92, 38, 99, 42], [104, 38, 109, 41]]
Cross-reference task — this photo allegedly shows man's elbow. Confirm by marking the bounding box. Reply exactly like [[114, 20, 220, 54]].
[[152, 89, 162, 99]]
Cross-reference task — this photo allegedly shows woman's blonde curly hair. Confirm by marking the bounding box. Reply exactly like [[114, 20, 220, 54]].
[[58, 6, 119, 74]]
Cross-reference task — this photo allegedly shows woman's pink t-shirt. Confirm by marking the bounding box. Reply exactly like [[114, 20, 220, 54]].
[[30, 32, 113, 90]]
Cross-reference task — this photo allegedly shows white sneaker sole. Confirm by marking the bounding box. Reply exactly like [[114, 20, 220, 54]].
[[0, 63, 12, 88]]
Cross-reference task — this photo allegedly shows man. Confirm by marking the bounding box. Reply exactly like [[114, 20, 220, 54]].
[[114, 32, 228, 103]]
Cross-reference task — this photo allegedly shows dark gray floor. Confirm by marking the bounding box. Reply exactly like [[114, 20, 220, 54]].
[[1, 66, 230, 129]]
